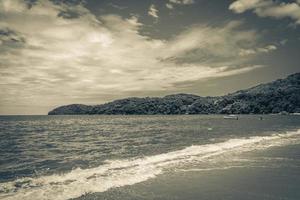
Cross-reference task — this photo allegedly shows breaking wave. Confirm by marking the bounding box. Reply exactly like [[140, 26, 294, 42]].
[[1, 129, 300, 200]]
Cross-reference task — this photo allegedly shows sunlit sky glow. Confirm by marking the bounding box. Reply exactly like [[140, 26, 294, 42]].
[[0, 0, 299, 114]]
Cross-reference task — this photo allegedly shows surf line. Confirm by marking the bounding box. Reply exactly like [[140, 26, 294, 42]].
[[1, 129, 300, 200]]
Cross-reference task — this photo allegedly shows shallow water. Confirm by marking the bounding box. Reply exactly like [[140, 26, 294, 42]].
[[0, 115, 300, 200]]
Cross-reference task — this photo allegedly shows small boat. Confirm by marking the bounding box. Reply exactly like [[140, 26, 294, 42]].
[[279, 111, 289, 115], [223, 114, 238, 120]]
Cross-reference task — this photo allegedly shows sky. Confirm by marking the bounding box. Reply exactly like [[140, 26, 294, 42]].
[[0, 0, 299, 114]]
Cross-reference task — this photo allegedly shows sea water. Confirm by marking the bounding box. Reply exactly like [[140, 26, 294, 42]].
[[0, 115, 300, 200]]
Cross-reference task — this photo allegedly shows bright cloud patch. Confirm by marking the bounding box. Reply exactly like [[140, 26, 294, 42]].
[[239, 45, 277, 56], [166, 0, 195, 9], [229, 0, 300, 25], [148, 4, 158, 19]]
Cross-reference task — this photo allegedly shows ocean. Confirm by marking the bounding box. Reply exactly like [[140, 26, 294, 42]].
[[0, 115, 300, 200]]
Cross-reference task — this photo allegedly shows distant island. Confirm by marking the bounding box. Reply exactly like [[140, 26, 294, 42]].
[[48, 73, 300, 115]]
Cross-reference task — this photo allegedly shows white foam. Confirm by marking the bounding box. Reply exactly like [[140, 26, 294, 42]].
[[1, 129, 300, 200]]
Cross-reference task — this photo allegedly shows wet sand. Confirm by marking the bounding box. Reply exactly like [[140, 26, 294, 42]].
[[76, 143, 300, 200]]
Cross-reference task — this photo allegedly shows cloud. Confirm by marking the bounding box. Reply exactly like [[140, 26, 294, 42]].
[[0, 28, 26, 45], [148, 4, 158, 19], [169, 0, 195, 5], [0, 0, 270, 114], [160, 21, 261, 65], [108, 3, 127, 10], [229, 0, 300, 25], [239, 44, 277, 56], [166, 3, 174, 10], [229, 0, 266, 13], [166, 0, 195, 9]]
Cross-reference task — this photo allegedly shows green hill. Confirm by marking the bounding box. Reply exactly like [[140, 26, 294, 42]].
[[48, 73, 300, 115]]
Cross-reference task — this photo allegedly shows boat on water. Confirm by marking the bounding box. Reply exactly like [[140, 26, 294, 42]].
[[223, 114, 239, 120]]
